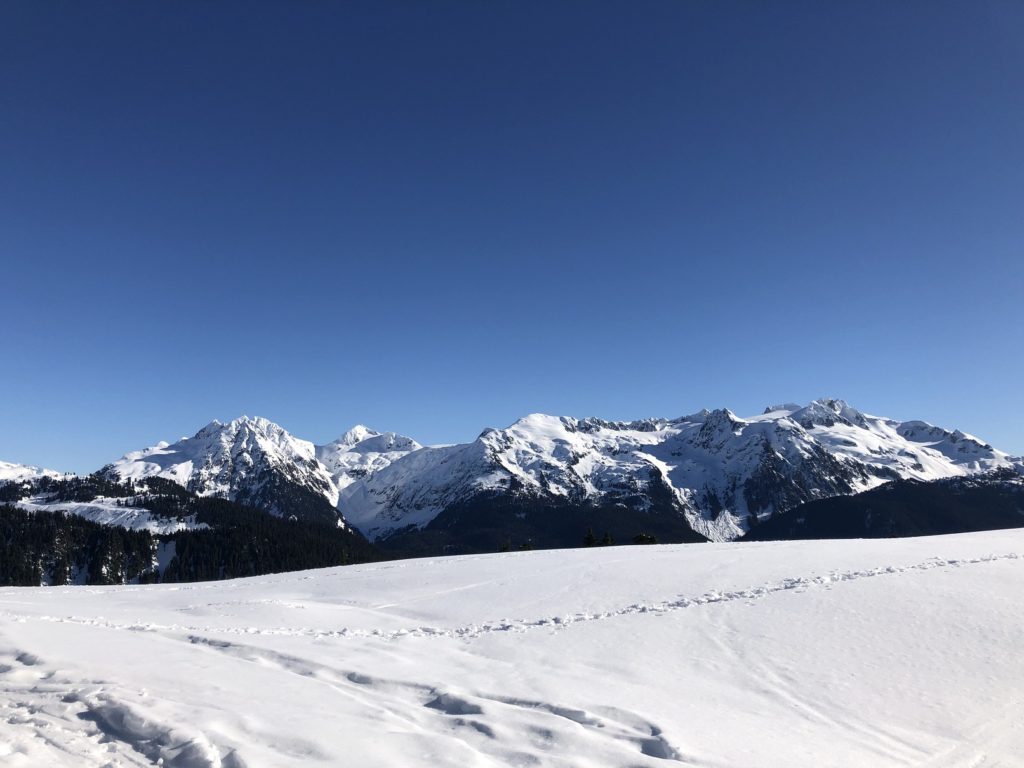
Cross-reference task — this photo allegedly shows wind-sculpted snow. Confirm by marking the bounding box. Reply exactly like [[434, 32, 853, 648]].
[[0, 646, 244, 767], [1, 531, 1023, 766]]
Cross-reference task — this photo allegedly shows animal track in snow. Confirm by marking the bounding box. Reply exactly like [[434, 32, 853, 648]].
[[0, 647, 243, 768], [2, 552, 1018, 647]]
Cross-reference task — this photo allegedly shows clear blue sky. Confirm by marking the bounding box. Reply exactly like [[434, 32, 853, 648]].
[[2, 1, 1022, 472]]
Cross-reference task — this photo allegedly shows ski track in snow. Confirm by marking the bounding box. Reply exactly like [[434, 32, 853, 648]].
[[705, 622, 937, 766], [1, 551, 1015, 644]]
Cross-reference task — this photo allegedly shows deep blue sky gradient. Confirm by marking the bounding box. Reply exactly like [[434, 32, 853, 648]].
[[2, 1, 1022, 472]]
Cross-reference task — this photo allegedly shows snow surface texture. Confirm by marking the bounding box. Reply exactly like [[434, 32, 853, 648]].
[[0, 530, 1022, 766]]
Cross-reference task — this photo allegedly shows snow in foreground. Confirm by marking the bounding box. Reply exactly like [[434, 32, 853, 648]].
[[0, 532, 1022, 767]]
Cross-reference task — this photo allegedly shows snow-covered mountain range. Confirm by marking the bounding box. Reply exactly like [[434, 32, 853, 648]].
[[338, 399, 1019, 543], [4, 399, 1021, 546]]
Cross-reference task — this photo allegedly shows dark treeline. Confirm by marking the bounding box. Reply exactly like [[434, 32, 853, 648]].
[[0, 474, 379, 587], [162, 500, 372, 581], [745, 468, 1024, 541], [0, 502, 378, 587], [0, 505, 157, 586], [2, 474, 137, 504]]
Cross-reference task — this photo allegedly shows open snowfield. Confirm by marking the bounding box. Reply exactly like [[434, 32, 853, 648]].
[[0, 532, 1022, 767]]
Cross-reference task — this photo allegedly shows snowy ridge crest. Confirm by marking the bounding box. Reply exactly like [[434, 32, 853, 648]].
[[7, 399, 1021, 544], [107, 416, 340, 522], [0, 460, 62, 484], [336, 399, 1021, 542]]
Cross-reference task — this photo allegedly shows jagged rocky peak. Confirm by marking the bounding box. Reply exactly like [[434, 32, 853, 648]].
[[695, 408, 745, 447], [207, 414, 315, 455], [703, 407, 743, 427], [194, 418, 224, 436], [779, 398, 868, 429], [319, 424, 421, 455], [577, 416, 667, 433], [333, 425, 379, 447], [105, 415, 342, 523], [676, 408, 712, 423]]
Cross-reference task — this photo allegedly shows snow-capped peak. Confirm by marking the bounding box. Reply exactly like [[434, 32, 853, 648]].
[[13, 399, 1018, 548], [763, 398, 868, 428], [316, 427, 422, 493], [0, 460, 63, 484], [334, 425, 380, 447], [107, 416, 342, 520]]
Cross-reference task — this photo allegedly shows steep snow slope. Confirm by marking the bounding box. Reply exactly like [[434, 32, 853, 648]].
[[315, 426, 421, 492], [0, 531, 1022, 766], [106, 417, 343, 524], [340, 399, 1020, 542], [14, 495, 201, 534]]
